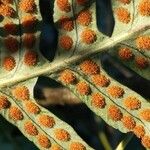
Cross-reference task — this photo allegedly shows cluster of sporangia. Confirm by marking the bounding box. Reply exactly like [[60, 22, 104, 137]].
[[0, 0, 38, 72], [57, 0, 97, 51], [115, 0, 150, 69], [59, 59, 150, 148], [0, 84, 88, 150]]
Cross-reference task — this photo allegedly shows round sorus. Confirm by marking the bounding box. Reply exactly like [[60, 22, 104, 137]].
[[59, 16, 74, 31], [4, 36, 18, 53], [115, 7, 131, 24], [124, 96, 141, 110], [3, 56, 16, 71], [24, 50, 38, 66], [118, 47, 133, 60], [70, 142, 86, 150], [50, 144, 62, 150], [22, 15, 37, 30], [9, 106, 23, 121], [91, 93, 105, 108], [54, 129, 70, 141], [56, 0, 71, 12], [81, 28, 97, 44], [121, 115, 136, 130], [138, 0, 150, 16], [12, 86, 29, 101], [76, 0, 87, 5], [38, 115, 55, 128], [136, 36, 150, 50], [0, 5, 15, 17], [1, 0, 13, 4], [59, 35, 73, 50], [23, 34, 36, 48], [108, 105, 123, 121], [24, 101, 40, 114], [37, 134, 51, 148], [142, 135, 150, 148], [135, 56, 149, 69], [79, 59, 99, 75], [0, 95, 10, 110], [133, 125, 145, 138], [59, 69, 76, 84], [19, 0, 36, 13], [140, 109, 150, 121], [4, 22, 17, 35], [24, 121, 38, 136], [76, 81, 90, 95], [92, 74, 110, 87], [77, 10, 92, 26], [107, 85, 124, 98], [118, 0, 131, 4]]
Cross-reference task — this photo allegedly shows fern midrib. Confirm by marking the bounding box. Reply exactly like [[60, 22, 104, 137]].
[[70, 68, 150, 133], [0, 24, 149, 88], [0, 89, 67, 150]]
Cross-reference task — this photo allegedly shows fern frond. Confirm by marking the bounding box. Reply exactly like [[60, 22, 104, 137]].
[[50, 56, 150, 149]]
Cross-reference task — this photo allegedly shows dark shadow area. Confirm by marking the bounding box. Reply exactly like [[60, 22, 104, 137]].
[[39, 0, 58, 61], [96, 0, 115, 36]]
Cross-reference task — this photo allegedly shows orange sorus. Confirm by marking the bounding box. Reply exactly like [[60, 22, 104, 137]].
[[123, 96, 141, 110], [19, 0, 36, 13], [136, 36, 150, 50], [12, 86, 30, 101], [54, 129, 70, 141], [4, 22, 17, 35], [140, 109, 150, 121], [59, 16, 74, 31], [92, 74, 110, 87], [135, 56, 149, 69], [118, 47, 134, 60], [142, 135, 150, 148], [108, 105, 123, 121], [37, 134, 51, 148], [70, 142, 86, 150], [38, 114, 55, 128], [138, 0, 150, 16], [59, 35, 73, 50], [133, 125, 145, 138], [81, 28, 97, 44], [76, 0, 87, 5], [4, 36, 19, 53], [9, 106, 23, 121], [24, 101, 40, 114], [117, 0, 131, 4], [23, 33, 36, 48], [24, 121, 38, 136], [77, 10, 92, 26], [0, 95, 10, 110], [79, 59, 99, 75], [91, 93, 106, 108], [50, 144, 63, 150], [0, 4, 14, 17], [121, 115, 136, 130], [56, 0, 71, 12], [22, 15, 37, 30], [24, 50, 38, 66], [3, 56, 16, 71], [107, 85, 124, 98], [59, 69, 76, 84], [76, 81, 91, 95], [115, 7, 131, 24], [1, 0, 13, 4]]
